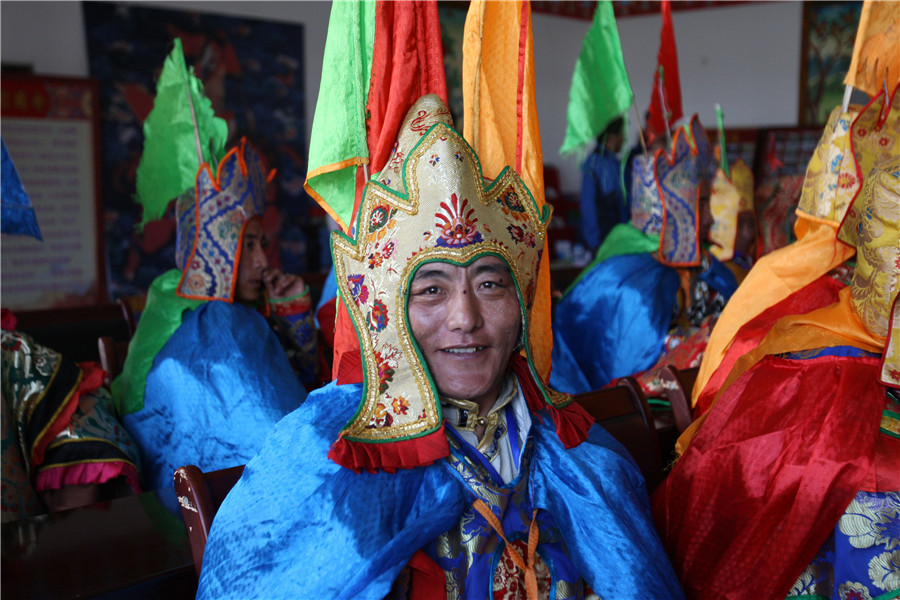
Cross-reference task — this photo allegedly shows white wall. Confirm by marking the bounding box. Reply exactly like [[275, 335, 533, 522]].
[[1, 1, 805, 194], [535, 2, 804, 190]]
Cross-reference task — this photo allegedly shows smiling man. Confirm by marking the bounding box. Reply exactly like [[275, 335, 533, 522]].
[[197, 95, 684, 600]]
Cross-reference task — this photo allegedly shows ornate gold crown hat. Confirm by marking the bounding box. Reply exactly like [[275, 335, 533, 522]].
[[328, 95, 584, 472], [837, 158, 900, 340], [631, 115, 713, 266], [174, 139, 272, 302]]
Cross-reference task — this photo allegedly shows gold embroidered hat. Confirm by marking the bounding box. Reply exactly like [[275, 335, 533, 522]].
[[838, 158, 900, 346], [709, 159, 754, 262], [799, 84, 900, 224], [328, 95, 581, 472], [839, 157, 900, 388]]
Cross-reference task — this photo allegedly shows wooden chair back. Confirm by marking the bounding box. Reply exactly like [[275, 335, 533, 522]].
[[660, 365, 698, 434], [574, 377, 665, 492], [97, 335, 130, 385], [117, 297, 138, 338], [174, 464, 245, 577]]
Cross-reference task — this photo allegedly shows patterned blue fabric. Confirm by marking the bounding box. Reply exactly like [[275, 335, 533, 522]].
[[579, 148, 626, 252], [176, 141, 267, 301], [197, 382, 685, 600], [697, 252, 739, 301], [1, 139, 42, 240], [655, 134, 702, 266], [550, 252, 681, 394], [787, 490, 900, 599], [778, 345, 882, 361], [423, 429, 585, 598], [122, 301, 306, 490]]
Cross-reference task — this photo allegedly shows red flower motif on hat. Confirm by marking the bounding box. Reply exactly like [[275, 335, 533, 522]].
[[347, 274, 369, 305], [837, 172, 857, 189], [497, 187, 530, 223], [507, 224, 536, 248], [368, 252, 384, 269], [368, 205, 397, 242], [375, 347, 399, 393], [193, 274, 209, 291], [435, 194, 483, 248], [368, 403, 393, 429], [369, 298, 389, 332], [391, 395, 410, 416]]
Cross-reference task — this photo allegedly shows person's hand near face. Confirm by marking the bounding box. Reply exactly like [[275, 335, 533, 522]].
[[263, 267, 307, 300], [235, 219, 306, 304], [407, 255, 522, 416]]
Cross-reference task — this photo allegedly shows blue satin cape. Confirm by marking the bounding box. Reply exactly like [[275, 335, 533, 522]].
[[122, 301, 306, 491], [197, 381, 685, 600], [550, 252, 680, 394]]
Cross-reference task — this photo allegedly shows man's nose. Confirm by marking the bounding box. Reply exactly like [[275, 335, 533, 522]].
[[253, 246, 269, 269], [445, 286, 482, 332]]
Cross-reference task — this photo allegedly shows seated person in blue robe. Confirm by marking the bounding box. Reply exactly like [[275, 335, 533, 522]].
[[550, 116, 738, 395], [112, 139, 315, 491], [578, 117, 627, 253], [197, 95, 684, 600]]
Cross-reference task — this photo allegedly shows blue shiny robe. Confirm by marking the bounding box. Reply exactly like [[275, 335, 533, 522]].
[[197, 381, 685, 600], [122, 301, 306, 491], [550, 252, 681, 394], [579, 148, 626, 252]]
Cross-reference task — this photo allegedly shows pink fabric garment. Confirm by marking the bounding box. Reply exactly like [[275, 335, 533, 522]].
[[35, 460, 140, 494]]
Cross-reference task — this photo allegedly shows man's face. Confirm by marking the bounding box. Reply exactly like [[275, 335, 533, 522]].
[[697, 181, 714, 244], [407, 255, 522, 410], [735, 211, 757, 256], [235, 219, 269, 304]]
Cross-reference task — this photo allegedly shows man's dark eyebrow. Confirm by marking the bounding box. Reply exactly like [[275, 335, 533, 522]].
[[412, 266, 453, 281], [473, 262, 510, 277], [244, 232, 268, 244]]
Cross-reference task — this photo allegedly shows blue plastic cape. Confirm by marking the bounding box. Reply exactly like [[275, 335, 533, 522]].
[[122, 301, 307, 490], [197, 381, 685, 600], [550, 252, 680, 394]]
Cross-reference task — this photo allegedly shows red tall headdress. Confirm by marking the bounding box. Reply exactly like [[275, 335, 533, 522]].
[[646, 0, 683, 141]]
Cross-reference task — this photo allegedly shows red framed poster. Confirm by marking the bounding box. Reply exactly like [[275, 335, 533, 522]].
[[1, 74, 107, 311]]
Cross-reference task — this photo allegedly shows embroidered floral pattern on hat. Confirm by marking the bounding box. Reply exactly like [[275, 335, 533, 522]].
[[837, 160, 900, 339], [631, 115, 711, 266], [657, 116, 711, 266], [176, 139, 268, 301], [631, 153, 663, 235]]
